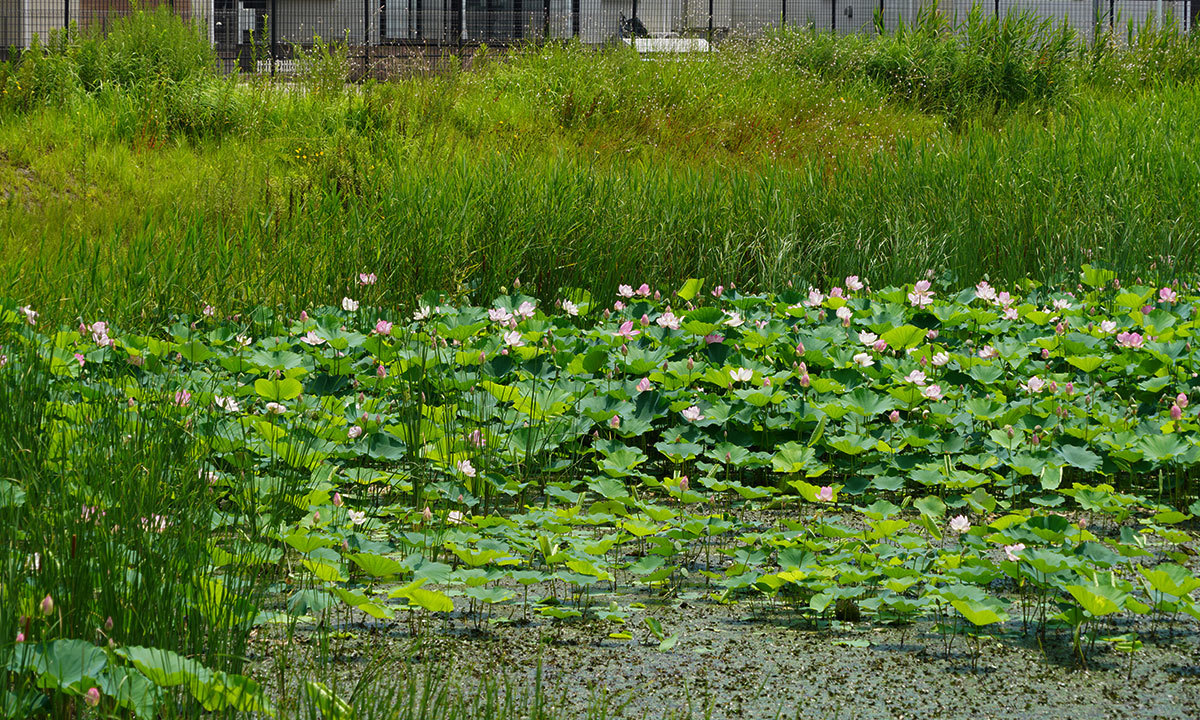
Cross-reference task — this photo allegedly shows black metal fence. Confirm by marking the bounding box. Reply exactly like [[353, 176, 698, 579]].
[[2, 0, 1196, 71]]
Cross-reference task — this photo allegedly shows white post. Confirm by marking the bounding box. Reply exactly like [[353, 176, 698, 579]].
[[461, 0, 466, 39], [1156, 0, 1163, 27]]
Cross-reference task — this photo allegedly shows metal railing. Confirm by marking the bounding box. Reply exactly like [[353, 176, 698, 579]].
[[1, 0, 1195, 71]]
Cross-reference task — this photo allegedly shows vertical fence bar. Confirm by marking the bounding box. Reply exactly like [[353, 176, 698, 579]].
[[270, 0, 277, 76], [707, 0, 713, 42], [833, 0, 837, 31], [364, 0, 370, 75], [64, 0, 70, 32]]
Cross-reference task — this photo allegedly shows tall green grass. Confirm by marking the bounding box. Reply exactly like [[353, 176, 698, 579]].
[[1, 8, 1199, 328]]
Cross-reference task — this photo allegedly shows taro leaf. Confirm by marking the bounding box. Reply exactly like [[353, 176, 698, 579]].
[[914, 496, 946, 518], [771, 442, 817, 474], [348, 553, 405, 578], [253, 377, 303, 402], [1066, 582, 1125, 617], [1056, 445, 1101, 473], [881, 325, 926, 351], [304, 681, 354, 720], [389, 579, 454, 612], [950, 599, 1008, 627], [1065, 356, 1105, 373], [1138, 563, 1200, 598], [676, 278, 705, 301]]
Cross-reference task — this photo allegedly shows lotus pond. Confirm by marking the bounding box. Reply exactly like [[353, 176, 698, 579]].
[[5, 267, 1200, 718]]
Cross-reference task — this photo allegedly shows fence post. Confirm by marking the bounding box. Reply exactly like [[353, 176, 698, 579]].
[[270, 0, 277, 77], [832, 0, 837, 31], [782, 0, 786, 26], [64, 0, 70, 32], [364, 0, 370, 75], [707, 0, 713, 42]]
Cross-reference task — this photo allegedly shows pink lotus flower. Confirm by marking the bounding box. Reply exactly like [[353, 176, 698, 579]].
[[562, 300, 580, 316], [358, 272, 377, 286], [84, 688, 101, 708], [1171, 404, 1183, 421], [829, 287, 844, 299], [678, 476, 689, 492], [816, 486, 834, 502], [1116, 332, 1144, 349], [341, 297, 359, 312], [348, 425, 363, 440], [456, 460, 477, 478], [932, 352, 950, 367], [1177, 392, 1189, 408], [724, 312, 744, 328], [845, 275, 864, 292], [1021, 376, 1046, 393], [447, 510, 467, 525], [804, 289, 825, 307], [374, 319, 394, 336], [975, 281, 996, 302], [174, 389, 192, 406], [412, 306, 432, 321], [908, 280, 934, 308], [609, 415, 621, 429], [503, 330, 524, 347], [348, 510, 366, 525], [853, 353, 874, 368], [858, 331, 878, 346], [40, 595, 53, 615], [264, 401, 286, 415], [682, 405, 703, 422], [516, 301, 537, 319], [1160, 287, 1178, 303], [214, 396, 239, 413], [836, 306, 853, 326], [202, 304, 215, 318], [617, 284, 635, 298], [921, 384, 944, 400], [1052, 298, 1072, 311], [949, 515, 970, 533], [978, 345, 999, 360], [636, 377, 653, 393], [74, 353, 85, 368], [703, 334, 724, 345], [635, 283, 651, 297], [15, 632, 24, 643], [903, 370, 927, 386], [888, 410, 900, 423], [488, 307, 513, 324], [301, 331, 325, 346], [657, 311, 681, 330], [872, 339, 887, 353], [613, 321, 641, 340], [729, 368, 753, 383], [1099, 320, 1117, 333], [1004, 543, 1025, 562]]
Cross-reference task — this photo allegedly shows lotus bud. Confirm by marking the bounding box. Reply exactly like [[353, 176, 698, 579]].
[[799, 374, 810, 388], [621, 344, 628, 356], [796, 342, 805, 355], [40, 595, 53, 615], [679, 476, 689, 492], [888, 410, 900, 423], [654, 290, 661, 300], [926, 329, 938, 340], [1005, 425, 1015, 439], [423, 506, 433, 523], [313, 511, 320, 523], [873, 339, 887, 353], [1177, 392, 1188, 408], [609, 415, 620, 429], [341, 539, 349, 551], [479, 351, 487, 363], [84, 688, 100, 707], [1031, 433, 1040, 446], [1040, 348, 1050, 359], [1171, 404, 1183, 421], [513, 277, 521, 289], [602, 309, 611, 320], [687, 357, 695, 370], [333, 492, 343, 507], [15, 632, 24, 643], [1048, 381, 1057, 393], [725, 452, 732, 463], [104, 616, 113, 632], [1065, 382, 1075, 395], [640, 314, 650, 327]]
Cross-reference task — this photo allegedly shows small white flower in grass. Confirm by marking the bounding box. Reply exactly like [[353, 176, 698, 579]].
[[358, 272, 377, 286], [456, 460, 477, 478], [729, 367, 753, 383], [341, 297, 359, 312], [301, 331, 325, 346], [949, 515, 971, 533], [202, 304, 215, 318], [503, 330, 524, 347], [682, 405, 703, 422], [562, 300, 579, 317], [852, 353, 874, 368]]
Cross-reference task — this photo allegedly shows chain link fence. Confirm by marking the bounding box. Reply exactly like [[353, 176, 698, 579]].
[[2, 0, 1196, 71]]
